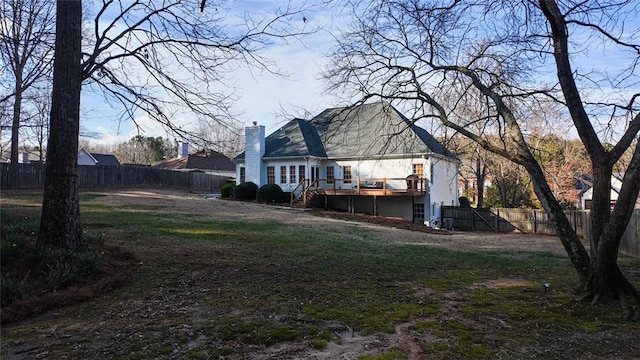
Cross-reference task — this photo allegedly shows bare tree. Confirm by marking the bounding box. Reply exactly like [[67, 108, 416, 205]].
[[40, 0, 322, 249], [194, 119, 245, 157], [81, 0, 317, 140], [325, 0, 640, 313], [114, 135, 174, 165], [0, 0, 55, 163], [23, 88, 50, 161]]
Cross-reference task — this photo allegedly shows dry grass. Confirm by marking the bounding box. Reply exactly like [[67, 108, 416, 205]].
[[1, 189, 639, 359]]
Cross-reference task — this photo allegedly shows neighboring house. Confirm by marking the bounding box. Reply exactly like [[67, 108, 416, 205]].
[[233, 102, 460, 224], [580, 173, 640, 209], [458, 174, 493, 206], [78, 148, 120, 166], [153, 148, 236, 178]]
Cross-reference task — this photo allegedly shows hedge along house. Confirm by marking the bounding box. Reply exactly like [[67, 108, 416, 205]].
[[233, 102, 459, 225]]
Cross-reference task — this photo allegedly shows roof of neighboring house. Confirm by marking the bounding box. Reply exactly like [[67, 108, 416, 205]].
[[235, 102, 457, 161], [153, 149, 235, 171], [79, 149, 120, 166], [91, 153, 121, 166]]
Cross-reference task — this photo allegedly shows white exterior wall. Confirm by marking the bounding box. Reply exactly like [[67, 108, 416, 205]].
[[78, 149, 97, 166], [261, 159, 311, 192], [320, 157, 425, 190], [580, 177, 622, 209], [427, 157, 459, 224], [244, 125, 265, 185], [320, 156, 458, 223]]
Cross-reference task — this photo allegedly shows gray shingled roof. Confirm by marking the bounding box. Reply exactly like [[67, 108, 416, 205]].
[[235, 102, 457, 161], [311, 102, 456, 159], [91, 153, 121, 166], [154, 149, 235, 171], [264, 118, 326, 158]]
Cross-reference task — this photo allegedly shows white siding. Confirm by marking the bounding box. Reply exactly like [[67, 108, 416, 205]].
[[319, 156, 458, 223], [244, 125, 265, 185], [428, 157, 459, 223], [320, 158, 427, 190], [78, 149, 97, 166]]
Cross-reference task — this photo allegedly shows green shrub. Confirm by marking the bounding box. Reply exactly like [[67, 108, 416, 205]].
[[84, 232, 106, 246], [1, 275, 28, 307], [1, 215, 38, 265], [75, 250, 100, 276], [257, 184, 284, 203], [234, 182, 258, 200], [1, 241, 18, 264], [42, 261, 78, 291], [221, 182, 236, 198], [1, 214, 37, 245], [37, 245, 101, 291]]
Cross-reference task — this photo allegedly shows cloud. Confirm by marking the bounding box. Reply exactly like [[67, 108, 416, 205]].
[[80, 1, 348, 143]]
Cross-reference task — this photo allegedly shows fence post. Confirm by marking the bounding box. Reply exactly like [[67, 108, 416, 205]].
[[533, 209, 537, 234], [495, 208, 499, 232]]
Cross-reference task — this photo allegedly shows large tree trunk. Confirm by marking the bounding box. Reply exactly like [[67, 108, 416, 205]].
[[587, 145, 640, 307], [539, 0, 640, 309], [10, 68, 23, 164], [523, 159, 591, 284], [589, 164, 612, 257], [38, 0, 84, 249]]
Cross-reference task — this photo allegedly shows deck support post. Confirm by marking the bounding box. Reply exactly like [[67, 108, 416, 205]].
[[373, 195, 377, 215]]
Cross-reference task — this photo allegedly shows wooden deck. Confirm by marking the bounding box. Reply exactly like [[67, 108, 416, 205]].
[[292, 177, 427, 206], [315, 188, 426, 197]]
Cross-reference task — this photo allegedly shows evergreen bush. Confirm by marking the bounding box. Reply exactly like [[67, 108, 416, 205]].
[[257, 184, 284, 203], [221, 182, 236, 198], [234, 182, 258, 200]]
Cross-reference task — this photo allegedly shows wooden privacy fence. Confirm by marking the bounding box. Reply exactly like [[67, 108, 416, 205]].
[[442, 206, 640, 257], [1, 163, 230, 193], [441, 207, 587, 236], [620, 210, 640, 258]]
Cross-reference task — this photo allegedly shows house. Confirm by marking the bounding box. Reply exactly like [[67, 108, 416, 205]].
[[78, 148, 120, 166], [153, 146, 236, 178], [233, 102, 460, 224], [580, 173, 640, 209]]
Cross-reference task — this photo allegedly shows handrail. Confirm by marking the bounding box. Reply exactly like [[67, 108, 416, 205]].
[[290, 176, 426, 206], [290, 179, 306, 206], [312, 177, 427, 191]]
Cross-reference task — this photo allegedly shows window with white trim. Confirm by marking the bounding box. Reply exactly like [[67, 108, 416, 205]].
[[267, 166, 275, 184], [343, 165, 352, 184], [326, 166, 334, 184]]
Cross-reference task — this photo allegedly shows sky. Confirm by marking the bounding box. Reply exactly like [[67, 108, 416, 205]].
[[81, 0, 344, 147], [11, 0, 637, 150]]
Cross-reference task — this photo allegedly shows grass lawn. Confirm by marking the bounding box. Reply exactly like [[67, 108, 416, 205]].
[[1, 190, 639, 359]]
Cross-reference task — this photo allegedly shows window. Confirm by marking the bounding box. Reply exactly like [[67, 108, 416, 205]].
[[299, 165, 306, 181], [239, 167, 245, 183], [413, 203, 425, 222], [326, 166, 334, 184], [343, 165, 352, 184], [290, 165, 296, 184], [280, 166, 287, 184], [267, 166, 275, 184], [413, 163, 424, 178]]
